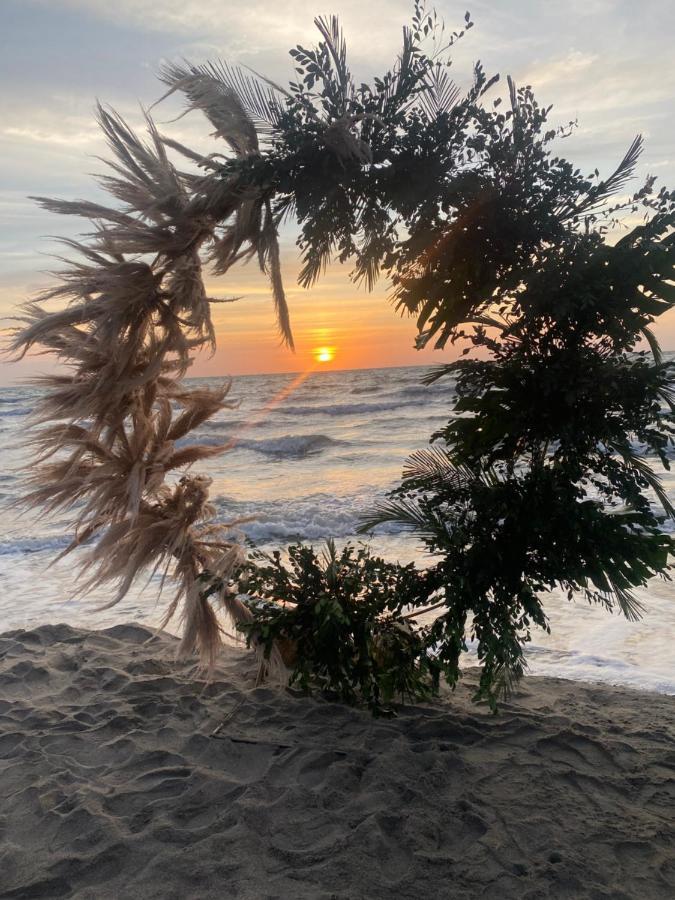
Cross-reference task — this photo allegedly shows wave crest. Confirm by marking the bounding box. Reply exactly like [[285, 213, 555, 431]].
[[239, 434, 345, 457]]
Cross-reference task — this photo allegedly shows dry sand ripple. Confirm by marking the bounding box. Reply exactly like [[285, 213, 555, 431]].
[[0, 623, 673, 899]]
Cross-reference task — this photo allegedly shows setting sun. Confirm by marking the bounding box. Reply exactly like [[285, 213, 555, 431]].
[[314, 346, 335, 364]]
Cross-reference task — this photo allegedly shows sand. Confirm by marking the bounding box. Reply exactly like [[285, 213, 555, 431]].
[[0, 623, 673, 900]]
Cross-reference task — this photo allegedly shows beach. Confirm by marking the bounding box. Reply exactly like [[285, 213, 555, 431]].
[[3, 2, 675, 895], [1, 622, 673, 899]]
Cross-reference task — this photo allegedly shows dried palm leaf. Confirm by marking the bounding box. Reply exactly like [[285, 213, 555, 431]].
[[156, 62, 260, 156]]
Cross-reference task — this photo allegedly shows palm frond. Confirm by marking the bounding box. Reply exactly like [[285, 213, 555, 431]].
[[156, 62, 259, 156], [359, 496, 441, 535], [259, 201, 294, 349], [194, 60, 284, 134], [565, 135, 643, 219], [168, 385, 236, 441], [29, 196, 138, 228], [608, 440, 675, 519], [421, 363, 458, 385], [314, 15, 353, 115], [418, 64, 461, 119], [158, 134, 221, 170], [402, 447, 473, 490], [605, 577, 644, 622], [488, 660, 525, 703], [641, 325, 663, 366]]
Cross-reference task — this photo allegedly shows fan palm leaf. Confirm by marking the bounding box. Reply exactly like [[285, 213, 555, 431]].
[[156, 62, 260, 156]]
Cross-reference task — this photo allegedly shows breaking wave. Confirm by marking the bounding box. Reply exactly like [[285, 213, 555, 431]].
[[277, 398, 421, 417], [213, 491, 403, 543], [0, 536, 71, 557], [237, 434, 346, 457]]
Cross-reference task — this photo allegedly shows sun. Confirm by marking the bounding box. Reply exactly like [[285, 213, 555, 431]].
[[314, 346, 335, 364]]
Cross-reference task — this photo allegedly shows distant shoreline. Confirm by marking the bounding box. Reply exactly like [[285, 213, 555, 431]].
[[5, 351, 675, 390], [0, 361, 443, 390]]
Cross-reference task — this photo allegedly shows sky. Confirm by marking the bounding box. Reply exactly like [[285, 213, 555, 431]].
[[1, 0, 675, 384]]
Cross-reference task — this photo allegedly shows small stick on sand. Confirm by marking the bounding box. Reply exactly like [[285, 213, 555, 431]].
[[211, 697, 246, 735]]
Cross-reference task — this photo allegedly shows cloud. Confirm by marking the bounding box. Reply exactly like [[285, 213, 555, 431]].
[[24, 0, 413, 71], [522, 49, 599, 87], [3, 125, 100, 147]]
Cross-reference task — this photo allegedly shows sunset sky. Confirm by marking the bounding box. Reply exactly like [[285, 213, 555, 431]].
[[2, 0, 675, 384]]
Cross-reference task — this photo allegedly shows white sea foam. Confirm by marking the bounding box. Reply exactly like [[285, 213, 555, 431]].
[[213, 490, 404, 543]]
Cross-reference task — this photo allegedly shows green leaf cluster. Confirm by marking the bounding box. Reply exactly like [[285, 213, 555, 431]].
[[238, 541, 440, 715], [220, 4, 675, 707]]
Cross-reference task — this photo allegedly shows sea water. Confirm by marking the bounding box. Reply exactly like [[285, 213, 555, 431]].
[[1, 362, 674, 693]]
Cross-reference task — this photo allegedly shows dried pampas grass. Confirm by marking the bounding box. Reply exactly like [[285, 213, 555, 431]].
[[7, 90, 295, 672]]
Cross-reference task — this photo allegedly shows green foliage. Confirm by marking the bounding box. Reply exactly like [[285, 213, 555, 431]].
[[201, 4, 675, 707], [352, 21, 675, 706], [238, 541, 440, 714], [215, 3, 485, 291]]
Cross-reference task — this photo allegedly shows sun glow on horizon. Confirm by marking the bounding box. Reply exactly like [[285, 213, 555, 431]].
[[314, 346, 335, 364]]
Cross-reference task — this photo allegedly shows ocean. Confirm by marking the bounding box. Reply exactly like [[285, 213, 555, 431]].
[[1, 363, 674, 693]]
